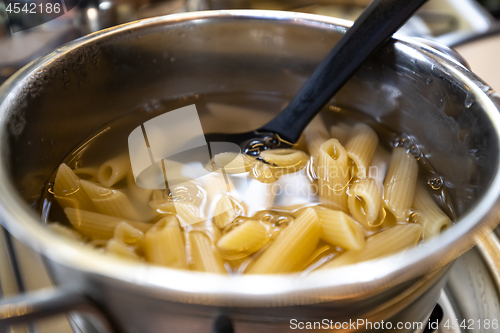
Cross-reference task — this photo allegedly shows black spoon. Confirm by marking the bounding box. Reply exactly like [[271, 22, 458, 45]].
[[204, 0, 429, 156]]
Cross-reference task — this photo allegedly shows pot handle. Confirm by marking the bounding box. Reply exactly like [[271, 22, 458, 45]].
[[0, 286, 115, 332]]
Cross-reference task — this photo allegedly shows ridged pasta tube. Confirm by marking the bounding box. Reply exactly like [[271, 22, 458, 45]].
[[46, 222, 84, 242], [320, 224, 422, 269], [64, 208, 152, 240], [329, 123, 351, 146], [345, 123, 379, 179], [383, 147, 418, 221], [303, 115, 330, 160], [211, 152, 254, 173], [259, 149, 310, 176], [213, 194, 244, 229], [250, 161, 277, 184], [316, 208, 365, 251], [127, 170, 153, 206], [317, 139, 349, 212], [113, 222, 144, 255], [106, 240, 141, 260], [188, 231, 227, 274], [97, 155, 130, 187], [53, 164, 94, 211], [413, 184, 452, 240], [248, 208, 321, 274], [348, 178, 382, 228], [73, 167, 98, 182], [144, 216, 188, 269], [216, 220, 270, 259], [80, 180, 143, 221]]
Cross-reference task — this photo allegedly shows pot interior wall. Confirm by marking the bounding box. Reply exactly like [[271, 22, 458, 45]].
[[0, 16, 497, 219]]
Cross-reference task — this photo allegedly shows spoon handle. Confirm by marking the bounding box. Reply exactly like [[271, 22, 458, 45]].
[[259, 0, 429, 143]]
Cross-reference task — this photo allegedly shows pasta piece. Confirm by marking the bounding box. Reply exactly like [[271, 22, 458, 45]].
[[213, 194, 244, 229], [250, 161, 277, 184], [303, 115, 330, 160], [149, 199, 176, 215], [413, 184, 452, 240], [348, 178, 382, 228], [64, 208, 152, 240], [144, 216, 188, 269], [97, 155, 130, 187], [320, 224, 422, 269], [73, 167, 98, 182], [383, 147, 418, 221], [53, 164, 94, 211], [175, 202, 204, 227], [259, 149, 309, 176], [127, 170, 153, 206], [46, 222, 84, 242], [80, 180, 143, 221], [216, 220, 270, 259], [345, 123, 379, 179], [113, 222, 144, 255], [211, 152, 254, 173], [106, 239, 141, 261], [248, 208, 321, 274], [317, 139, 349, 212], [188, 231, 227, 274], [329, 123, 351, 146], [368, 146, 391, 185], [316, 208, 365, 251]]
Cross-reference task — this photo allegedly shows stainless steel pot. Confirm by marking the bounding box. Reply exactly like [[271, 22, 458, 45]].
[[0, 10, 500, 333]]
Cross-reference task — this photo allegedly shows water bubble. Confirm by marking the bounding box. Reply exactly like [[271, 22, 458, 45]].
[[426, 78, 433, 85], [409, 145, 421, 157], [392, 134, 410, 148], [428, 175, 444, 190]]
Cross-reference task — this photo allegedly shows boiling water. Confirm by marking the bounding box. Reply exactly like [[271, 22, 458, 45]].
[[39, 92, 455, 274]]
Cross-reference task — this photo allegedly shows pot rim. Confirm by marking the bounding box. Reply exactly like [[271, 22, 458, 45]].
[[1, 9, 500, 307]]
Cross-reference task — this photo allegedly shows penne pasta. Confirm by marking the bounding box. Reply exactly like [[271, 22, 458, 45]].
[[188, 231, 227, 274], [303, 115, 330, 160], [383, 147, 418, 222], [216, 220, 270, 259], [46, 222, 84, 242], [329, 123, 351, 146], [127, 170, 154, 206], [144, 216, 188, 269], [175, 202, 204, 227], [413, 184, 452, 240], [316, 208, 365, 251], [53, 164, 94, 211], [317, 139, 350, 212], [211, 152, 254, 173], [345, 123, 379, 179], [97, 155, 130, 187], [212, 194, 244, 229], [320, 223, 422, 269], [64, 208, 152, 240], [46, 110, 455, 276], [73, 167, 98, 182], [248, 208, 321, 274], [113, 222, 145, 255], [106, 239, 141, 260], [259, 149, 310, 177], [80, 180, 143, 221], [348, 178, 382, 228], [250, 161, 277, 184]]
